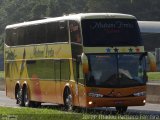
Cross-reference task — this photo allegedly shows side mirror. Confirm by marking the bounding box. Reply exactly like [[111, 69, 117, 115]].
[[81, 53, 89, 74], [147, 52, 157, 72]]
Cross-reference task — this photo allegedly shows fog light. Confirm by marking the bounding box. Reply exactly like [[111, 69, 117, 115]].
[[88, 101, 93, 105], [143, 100, 146, 103]]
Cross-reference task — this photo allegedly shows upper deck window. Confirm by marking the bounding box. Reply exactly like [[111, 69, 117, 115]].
[[82, 19, 142, 47], [5, 20, 69, 46]]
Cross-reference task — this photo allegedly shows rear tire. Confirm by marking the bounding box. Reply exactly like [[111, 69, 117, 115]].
[[23, 86, 33, 107], [15, 87, 24, 106], [116, 106, 128, 114], [23, 86, 42, 108]]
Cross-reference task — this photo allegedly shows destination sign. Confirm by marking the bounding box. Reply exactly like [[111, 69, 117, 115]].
[[91, 21, 134, 30]]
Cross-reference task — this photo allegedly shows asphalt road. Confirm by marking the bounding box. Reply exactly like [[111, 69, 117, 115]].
[[0, 91, 160, 119]]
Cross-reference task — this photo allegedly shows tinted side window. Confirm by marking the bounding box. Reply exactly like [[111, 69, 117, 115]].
[[6, 21, 68, 46], [17, 27, 25, 45], [27, 60, 55, 80], [23, 26, 37, 45], [61, 60, 70, 80], [46, 21, 69, 43], [35, 24, 46, 44], [5, 29, 13, 46], [46, 22, 58, 43], [57, 21, 69, 42], [55, 60, 61, 80]]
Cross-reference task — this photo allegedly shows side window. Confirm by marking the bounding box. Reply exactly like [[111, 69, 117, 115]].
[[57, 21, 69, 42], [17, 27, 25, 45], [26, 60, 55, 80], [19, 24, 47, 45], [24, 26, 37, 45], [55, 60, 61, 80], [42, 60, 55, 79], [12, 29, 18, 46], [61, 60, 70, 80], [5, 29, 13, 46], [69, 20, 81, 43], [46, 22, 58, 43], [6, 27, 25, 46], [35, 24, 46, 44]]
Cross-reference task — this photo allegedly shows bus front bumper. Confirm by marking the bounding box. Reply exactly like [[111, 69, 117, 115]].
[[86, 96, 146, 108]]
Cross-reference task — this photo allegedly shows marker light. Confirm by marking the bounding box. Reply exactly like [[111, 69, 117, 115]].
[[143, 100, 146, 104], [88, 101, 93, 105]]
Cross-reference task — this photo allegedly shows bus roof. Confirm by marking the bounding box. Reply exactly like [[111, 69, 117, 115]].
[[6, 13, 136, 29], [138, 21, 160, 33]]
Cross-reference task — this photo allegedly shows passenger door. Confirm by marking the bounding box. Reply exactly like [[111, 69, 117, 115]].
[[77, 61, 86, 107]]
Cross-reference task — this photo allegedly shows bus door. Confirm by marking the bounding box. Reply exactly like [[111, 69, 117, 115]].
[[54, 60, 61, 103], [76, 61, 86, 107]]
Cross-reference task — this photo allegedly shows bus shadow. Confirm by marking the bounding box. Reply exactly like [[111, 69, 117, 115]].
[[39, 104, 160, 118]]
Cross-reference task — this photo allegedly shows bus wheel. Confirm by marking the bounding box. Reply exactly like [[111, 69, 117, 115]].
[[23, 86, 32, 107], [64, 88, 73, 111], [116, 106, 128, 114], [15, 87, 24, 106]]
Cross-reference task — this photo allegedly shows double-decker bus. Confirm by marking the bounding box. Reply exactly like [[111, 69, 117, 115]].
[[5, 13, 156, 113]]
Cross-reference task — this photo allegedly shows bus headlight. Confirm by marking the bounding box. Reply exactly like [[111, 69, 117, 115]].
[[88, 101, 93, 105], [133, 92, 146, 96], [88, 93, 103, 98], [143, 100, 146, 104]]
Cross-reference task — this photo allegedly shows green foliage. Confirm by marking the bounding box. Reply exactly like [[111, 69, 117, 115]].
[[0, 71, 4, 79], [0, 0, 160, 51], [147, 72, 160, 81], [0, 106, 83, 120]]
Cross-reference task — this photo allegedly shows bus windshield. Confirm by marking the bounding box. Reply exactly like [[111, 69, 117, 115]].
[[86, 54, 146, 88], [82, 19, 142, 47]]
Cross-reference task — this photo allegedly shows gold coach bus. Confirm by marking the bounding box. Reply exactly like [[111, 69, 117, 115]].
[[4, 13, 156, 113]]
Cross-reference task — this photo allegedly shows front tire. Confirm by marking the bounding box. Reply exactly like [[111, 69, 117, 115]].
[[64, 88, 73, 111], [23, 86, 34, 107]]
